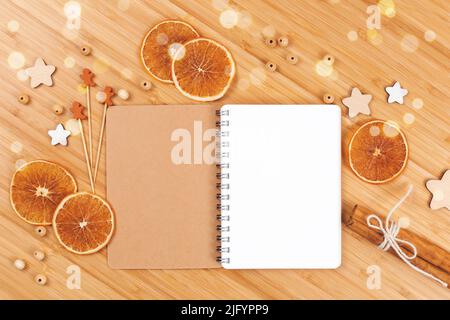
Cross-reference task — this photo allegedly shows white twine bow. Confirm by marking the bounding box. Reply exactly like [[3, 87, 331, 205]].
[[366, 184, 448, 287]]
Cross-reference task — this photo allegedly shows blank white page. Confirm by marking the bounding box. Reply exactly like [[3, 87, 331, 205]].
[[220, 105, 341, 269]]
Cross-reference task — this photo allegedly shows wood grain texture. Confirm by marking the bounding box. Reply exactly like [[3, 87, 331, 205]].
[[0, 0, 449, 299]]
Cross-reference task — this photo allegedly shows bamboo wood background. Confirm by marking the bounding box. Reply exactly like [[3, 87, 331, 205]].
[[0, 0, 449, 299]]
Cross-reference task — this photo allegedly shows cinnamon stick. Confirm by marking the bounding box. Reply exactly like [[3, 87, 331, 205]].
[[343, 205, 450, 286]]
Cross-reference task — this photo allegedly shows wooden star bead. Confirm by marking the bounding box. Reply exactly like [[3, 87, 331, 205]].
[[265, 61, 277, 72], [426, 170, 450, 210], [25, 58, 56, 88], [286, 54, 298, 65], [278, 36, 289, 47], [18, 94, 30, 105], [323, 54, 335, 65], [35, 226, 47, 237], [140, 80, 152, 91], [265, 38, 277, 48], [80, 45, 91, 56], [53, 104, 64, 115], [342, 88, 372, 118], [323, 93, 335, 104], [35, 274, 47, 286]]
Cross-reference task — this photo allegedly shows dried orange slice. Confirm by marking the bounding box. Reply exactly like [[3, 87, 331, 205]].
[[53, 192, 114, 254], [141, 20, 199, 83], [10, 160, 77, 225], [172, 38, 236, 101], [348, 120, 408, 184]]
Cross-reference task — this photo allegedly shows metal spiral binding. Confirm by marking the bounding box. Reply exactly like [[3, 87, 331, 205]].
[[216, 108, 231, 264]]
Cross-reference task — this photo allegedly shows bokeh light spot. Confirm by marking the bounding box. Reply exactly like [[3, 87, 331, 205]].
[[424, 30, 436, 42], [403, 113, 415, 125], [401, 34, 419, 52], [8, 51, 26, 69], [17, 69, 29, 81], [10, 141, 23, 153], [250, 67, 266, 86], [220, 9, 238, 29], [347, 30, 358, 42], [64, 56, 76, 68], [412, 98, 423, 110], [7, 20, 20, 33], [15, 159, 27, 169], [65, 119, 80, 136], [117, 0, 130, 11], [315, 61, 333, 77]]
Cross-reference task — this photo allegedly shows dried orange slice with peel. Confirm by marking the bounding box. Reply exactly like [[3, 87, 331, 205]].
[[141, 20, 199, 83], [53, 192, 114, 254], [349, 120, 408, 184], [10, 160, 77, 225], [172, 38, 236, 101]]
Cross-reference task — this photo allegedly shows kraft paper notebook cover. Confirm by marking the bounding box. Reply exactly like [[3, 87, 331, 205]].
[[106, 104, 341, 269], [107, 105, 219, 269]]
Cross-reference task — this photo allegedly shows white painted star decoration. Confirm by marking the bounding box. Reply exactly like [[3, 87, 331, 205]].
[[342, 87, 372, 118], [385, 81, 408, 104], [426, 170, 450, 210], [25, 58, 56, 88], [48, 124, 71, 146]]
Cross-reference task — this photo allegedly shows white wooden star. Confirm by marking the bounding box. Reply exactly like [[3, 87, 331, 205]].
[[426, 170, 450, 210], [48, 124, 71, 146], [25, 58, 56, 88], [342, 88, 372, 118], [385, 81, 408, 104]]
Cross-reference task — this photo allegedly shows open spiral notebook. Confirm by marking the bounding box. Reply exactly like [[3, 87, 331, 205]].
[[106, 104, 341, 269]]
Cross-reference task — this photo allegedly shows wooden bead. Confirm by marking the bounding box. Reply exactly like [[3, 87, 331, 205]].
[[53, 104, 64, 115], [265, 38, 277, 48], [265, 61, 277, 72], [278, 36, 289, 47], [34, 274, 47, 285], [80, 45, 91, 56], [140, 80, 152, 91], [286, 54, 298, 65], [35, 226, 47, 237], [118, 89, 130, 100], [323, 54, 335, 65], [323, 93, 335, 104], [33, 250, 45, 261], [14, 259, 26, 270], [18, 94, 30, 105]]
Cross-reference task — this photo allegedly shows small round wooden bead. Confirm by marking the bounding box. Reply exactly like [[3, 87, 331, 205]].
[[35, 274, 47, 285], [265, 38, 277, 48], [265, 61, 277, 72], [286, 54, 298, 65], [278, 36, 289, 47], [53, 104, 64, 115], [80, 45, 91, 56], [140, 80, 152, 91], [323, 93, 335, 104], [14, 259, 26, 270], [35, 226, 47, 237], [33, 250, 45, 261], [118, 89, 130, 100], [18, 94, 30, 105], [323, 54, 335, 65]]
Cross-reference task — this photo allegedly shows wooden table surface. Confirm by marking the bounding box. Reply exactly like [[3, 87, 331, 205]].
[[1, 0, 449, 299]]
